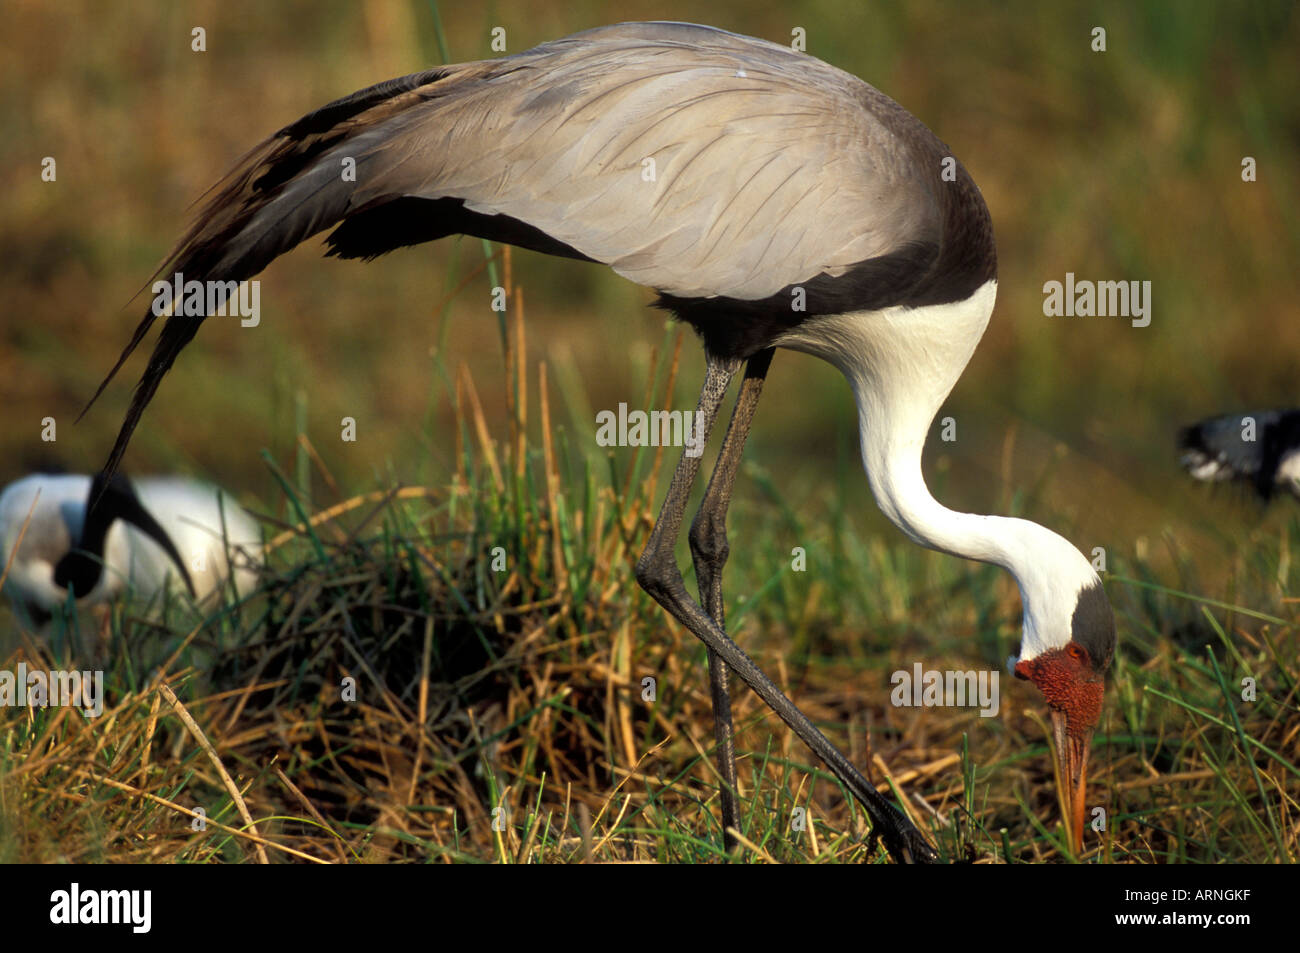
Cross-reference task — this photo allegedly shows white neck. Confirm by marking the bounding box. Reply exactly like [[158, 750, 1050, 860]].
[[775, 281, 1098, 660]]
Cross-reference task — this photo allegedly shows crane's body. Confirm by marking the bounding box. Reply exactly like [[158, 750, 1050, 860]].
[[86, 22, 1115, 861], [0, 473, 260, 625]]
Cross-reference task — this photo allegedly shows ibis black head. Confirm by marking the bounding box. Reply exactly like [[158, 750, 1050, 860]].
[[53, 472, 196, 599]]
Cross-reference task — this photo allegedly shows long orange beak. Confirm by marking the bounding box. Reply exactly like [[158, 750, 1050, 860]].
[[1049, 709, 1090, 856]]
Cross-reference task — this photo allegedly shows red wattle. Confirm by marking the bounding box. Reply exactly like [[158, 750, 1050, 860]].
[[1014, 646, 1104, 736]]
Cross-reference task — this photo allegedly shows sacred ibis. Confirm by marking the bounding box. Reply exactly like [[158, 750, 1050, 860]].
[[84, 22, 1115, 861], [1180, 409, 1300, 501], [0, 472, 261, 626]]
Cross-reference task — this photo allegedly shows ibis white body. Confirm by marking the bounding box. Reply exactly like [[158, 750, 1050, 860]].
[[0, 474, 260, 621]]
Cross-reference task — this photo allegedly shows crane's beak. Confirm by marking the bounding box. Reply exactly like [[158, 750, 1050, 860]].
[[1049, 709, 1090, 856]]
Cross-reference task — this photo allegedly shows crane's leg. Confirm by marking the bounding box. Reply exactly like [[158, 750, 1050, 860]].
[[686, 347, 774, 850], [636, 353, 937, 863]]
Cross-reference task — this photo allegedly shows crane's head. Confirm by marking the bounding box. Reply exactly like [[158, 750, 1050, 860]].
[[1009, 536, 1115, 855]]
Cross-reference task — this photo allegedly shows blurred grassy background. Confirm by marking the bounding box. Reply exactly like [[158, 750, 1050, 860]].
[[2, 0, 1298, 863], [3, 0, 1298, 600]]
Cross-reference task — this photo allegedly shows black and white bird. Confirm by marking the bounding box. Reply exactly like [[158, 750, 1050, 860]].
[[84, 22, 1115, 861], [1179, 409, 1300, 501], [0, 472, 261, 626]]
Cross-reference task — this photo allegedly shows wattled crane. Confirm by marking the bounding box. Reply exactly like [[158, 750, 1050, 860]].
[[83, 22, 1115, 861]]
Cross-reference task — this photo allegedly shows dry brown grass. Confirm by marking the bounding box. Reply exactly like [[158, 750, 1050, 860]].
[[3, 258, 1298, 864]]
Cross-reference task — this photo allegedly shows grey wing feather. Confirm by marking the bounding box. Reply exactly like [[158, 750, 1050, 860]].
[[89, 21, 944, 482], [287, 23, 938, 297]]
